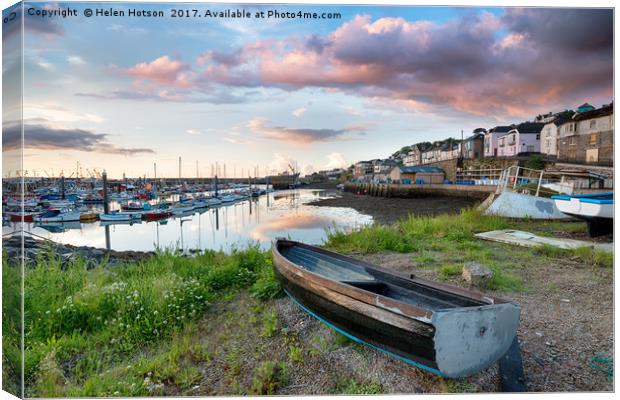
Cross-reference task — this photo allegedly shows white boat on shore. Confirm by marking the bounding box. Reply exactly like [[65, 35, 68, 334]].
[[551, 192, 613, 237]]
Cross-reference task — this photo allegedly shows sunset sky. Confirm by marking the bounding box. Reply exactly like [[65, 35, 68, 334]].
[[2, 2, 613, 178]]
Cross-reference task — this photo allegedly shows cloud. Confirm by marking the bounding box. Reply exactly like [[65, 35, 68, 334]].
[[25, 103, 104, 124], [3, 121, 155, 156], [292, 107, 306, 117], [75, 89, 249, 105], [268, 153, 297, 175], [125, 56, 192, 88], [199, 9, 612, 118], [324, 152, 349, 169], [197, 50, 244, 67], [67, 56, 85, 65], [247, 118, 365, 144], [186, 129, 201, 135]]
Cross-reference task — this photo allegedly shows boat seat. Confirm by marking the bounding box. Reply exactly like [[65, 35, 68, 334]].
[[341, 280, 388, 295]]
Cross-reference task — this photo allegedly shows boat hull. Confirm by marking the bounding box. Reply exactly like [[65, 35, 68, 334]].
[[277, 270, 440, 372], [552, 193, 613, 237], [272, 239, 520, 378]]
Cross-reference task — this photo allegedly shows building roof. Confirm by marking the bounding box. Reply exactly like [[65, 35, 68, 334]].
[[489, 125, 513, 133], [396, 166, 445, 174], [551, 115, 573, 126], [572, 103, 613, 121], [577, 103, 595, 113], [465, 133, 485, 141], [513, 122, 545, 133]]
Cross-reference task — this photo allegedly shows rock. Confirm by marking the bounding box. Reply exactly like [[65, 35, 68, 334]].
[[462, 262, 493, 287]]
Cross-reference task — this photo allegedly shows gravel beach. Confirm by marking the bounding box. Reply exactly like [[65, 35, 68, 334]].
[[307, 190, 480, 224]]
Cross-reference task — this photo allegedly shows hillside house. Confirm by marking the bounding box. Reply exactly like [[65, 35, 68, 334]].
[[558, 103, 613, 165], [540, 112, 574, 157], [484, 126, 512, 157], [497, 122, 544, 157], [390, 166, 445, 184]]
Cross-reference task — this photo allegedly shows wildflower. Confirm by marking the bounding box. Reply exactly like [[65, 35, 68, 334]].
[[153, 311, 158, 315], [56, 308, 61, 313], [45, 310, 51, 314]]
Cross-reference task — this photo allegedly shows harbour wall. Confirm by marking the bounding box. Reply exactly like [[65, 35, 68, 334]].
[[344, 182, 495, 200]]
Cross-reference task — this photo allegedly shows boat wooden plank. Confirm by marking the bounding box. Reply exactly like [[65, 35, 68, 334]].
[[272, 239, 521, 378]]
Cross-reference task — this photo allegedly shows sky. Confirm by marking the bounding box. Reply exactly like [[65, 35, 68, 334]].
[[2, 1, 614, 179]]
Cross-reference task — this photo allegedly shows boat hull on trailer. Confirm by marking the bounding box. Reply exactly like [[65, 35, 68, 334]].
[[272, 239, 520, 378]]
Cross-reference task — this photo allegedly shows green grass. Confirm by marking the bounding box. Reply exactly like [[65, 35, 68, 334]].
[[261, 310, 279, 338], [335, 378, 384, 394], [535, 244, 613, 268], [326, 208, 511, 255], [325, 208, 611, 292], [3, 244, 283, 397], [249, 361, 289, 395], [442, 379, 477, 393], [3, 209, 611, 396]]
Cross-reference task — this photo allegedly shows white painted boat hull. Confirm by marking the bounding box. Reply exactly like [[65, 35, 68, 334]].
[[99, 213, 132, 221], [553, 198, 613, 219], [34, 211, 82, 222]]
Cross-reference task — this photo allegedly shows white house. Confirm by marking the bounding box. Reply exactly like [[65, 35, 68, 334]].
[[484, 126, 512, 157], [497, 122, 544, 157], [540, 113, 574, 157]]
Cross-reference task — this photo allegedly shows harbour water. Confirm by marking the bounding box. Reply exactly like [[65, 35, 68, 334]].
[[2, 189, 373, 252]]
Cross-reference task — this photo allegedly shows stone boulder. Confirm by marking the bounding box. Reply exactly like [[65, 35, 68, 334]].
[[462, 262, 493, 288]]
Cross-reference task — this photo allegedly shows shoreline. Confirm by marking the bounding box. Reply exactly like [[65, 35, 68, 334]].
[[307, 191, 480, 225]]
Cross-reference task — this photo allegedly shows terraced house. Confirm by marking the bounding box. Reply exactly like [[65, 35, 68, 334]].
[[497, 122, 545, 157], [540, 111, 575, 157], [557, 103, 614, 165]]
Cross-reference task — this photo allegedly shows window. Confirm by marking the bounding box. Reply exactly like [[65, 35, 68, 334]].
[[526, 145, 535, 152], [536, 134, 540, 140], [588, 134, 598, 146], [590, 120, 596, 129]]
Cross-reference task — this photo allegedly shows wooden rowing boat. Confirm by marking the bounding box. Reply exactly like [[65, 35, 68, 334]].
[[272, 239, 520, 378]]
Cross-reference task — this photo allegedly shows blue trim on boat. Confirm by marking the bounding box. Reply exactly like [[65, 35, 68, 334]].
[[552, 192, 613, 201], [283, 288, 444, 377], [579, 198, 613, 205]]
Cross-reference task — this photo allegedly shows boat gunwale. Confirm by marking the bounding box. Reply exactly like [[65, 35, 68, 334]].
[[272, 239, 514, 321]]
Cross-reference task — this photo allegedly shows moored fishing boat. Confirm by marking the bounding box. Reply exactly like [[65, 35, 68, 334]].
[[218, 194, 238, 203], [7, 210, 39, 222], [142, 210, 173, 221], [34, 208, 82, 222], [272, 239, 520, 378], [99, 211, 141, 222], [121, 200, 151, 211], [171, 204, 196, 215], [551, 192, 613, 237]]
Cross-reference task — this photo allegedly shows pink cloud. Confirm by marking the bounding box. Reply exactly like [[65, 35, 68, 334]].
[[196, 10, 611, 119], [125, 56, 192, 88]]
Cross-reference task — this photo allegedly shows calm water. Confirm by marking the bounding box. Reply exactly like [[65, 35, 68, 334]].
[[2, 189, 373, 252]]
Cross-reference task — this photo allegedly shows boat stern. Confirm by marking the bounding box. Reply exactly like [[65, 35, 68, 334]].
[[431, 302, 520, 378]]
